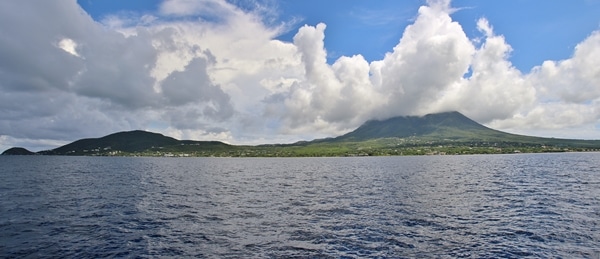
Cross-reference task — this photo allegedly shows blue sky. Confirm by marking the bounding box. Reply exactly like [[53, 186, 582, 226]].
[[77, 0, 600, 72], [1, 0, 600, 151]]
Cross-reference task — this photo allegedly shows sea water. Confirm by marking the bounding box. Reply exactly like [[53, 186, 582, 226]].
[[1, 153, 599, 258]]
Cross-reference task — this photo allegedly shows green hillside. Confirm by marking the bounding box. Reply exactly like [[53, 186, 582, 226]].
[[39, 130, 231, 156], [5, 111, 600, 157], [335, 111, 495, 141], [332, 111, 600, 147]]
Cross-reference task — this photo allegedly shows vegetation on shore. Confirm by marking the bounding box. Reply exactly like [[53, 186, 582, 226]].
[[3, 112, 600, 157], [70, 137, 598, 157]]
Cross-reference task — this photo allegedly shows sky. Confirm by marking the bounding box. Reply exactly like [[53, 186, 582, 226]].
[[1, 0, 600, 152]]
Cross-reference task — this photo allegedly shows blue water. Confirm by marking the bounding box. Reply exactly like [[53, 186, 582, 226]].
[[1, 153, 599, 258]]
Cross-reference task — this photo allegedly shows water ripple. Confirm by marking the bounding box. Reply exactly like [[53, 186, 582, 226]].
[[1, 153, 599, 257]]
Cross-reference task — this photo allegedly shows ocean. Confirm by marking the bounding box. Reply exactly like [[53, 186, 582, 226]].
[[1, 153, 599, 258]]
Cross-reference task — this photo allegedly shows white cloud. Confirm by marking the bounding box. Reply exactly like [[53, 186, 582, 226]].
[[57, 38, 81, 57], [270, 23, 383, 135], [368, 1, 474, 118], [430, 18, 536, 123], [530, 31, 600, 103], [484, 30, 600, 138]]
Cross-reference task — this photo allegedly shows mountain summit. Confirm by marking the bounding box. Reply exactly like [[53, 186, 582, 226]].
[[336, 111, 495, 141]]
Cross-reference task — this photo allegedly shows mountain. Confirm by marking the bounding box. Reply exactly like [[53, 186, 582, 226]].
[[1, 147, 35, 155], [39, 130, 231, 156], [335, 111, 495, 141], [330, 111, 600, 148]]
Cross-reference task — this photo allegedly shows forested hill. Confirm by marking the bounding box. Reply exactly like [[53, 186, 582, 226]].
[[334, 111, 494, 141], [38, 130, 230, 156]]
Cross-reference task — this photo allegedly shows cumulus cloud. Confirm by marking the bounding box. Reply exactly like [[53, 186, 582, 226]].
[[0, 0, 241, 150], [161, 56, 234, 121], [265, 23, 382, 135], [531, 31, 600, 103], [369, 1, 474, 118], [1, 0, 599, 152], [430, 18, 536, 123], [484, 30, 600, 137]]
